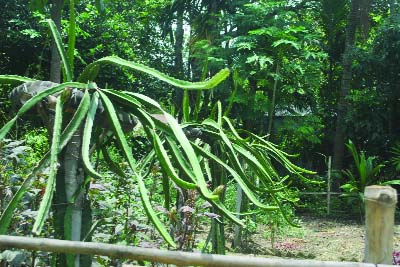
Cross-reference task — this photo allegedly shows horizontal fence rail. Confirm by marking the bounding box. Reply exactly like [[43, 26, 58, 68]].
[[0, 235, 395, 267]]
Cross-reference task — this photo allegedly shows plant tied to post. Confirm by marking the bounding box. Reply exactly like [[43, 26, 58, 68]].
[[0, 19, 315, 250]]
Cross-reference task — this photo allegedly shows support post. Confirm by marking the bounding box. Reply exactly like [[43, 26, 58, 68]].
[[364, 185, 397, 264], [327, 156, 332, 215]]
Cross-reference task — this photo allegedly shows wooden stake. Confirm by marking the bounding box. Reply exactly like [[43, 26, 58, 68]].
[[364, 185, 397, 264], [327, 156, 332, 215]]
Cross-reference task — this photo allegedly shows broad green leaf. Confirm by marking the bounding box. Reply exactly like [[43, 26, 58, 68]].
[[98, 90, 175, 247], [82, 92, 102, 180], [47, 19, 73, 81], [78, 56, 229, 90], [32, 95, 64, 234]]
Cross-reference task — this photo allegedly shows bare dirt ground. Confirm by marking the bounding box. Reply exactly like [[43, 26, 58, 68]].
[[232, 215, 400, 262]]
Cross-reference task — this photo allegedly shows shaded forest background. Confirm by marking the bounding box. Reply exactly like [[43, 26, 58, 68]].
[[1, 0, 399, 181]]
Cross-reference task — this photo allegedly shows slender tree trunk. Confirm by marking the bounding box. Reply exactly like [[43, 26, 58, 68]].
[[267, 62, 280, 140], [174, 4, 184, 78], [173, 2, 185, 118], [390, 0, 396, 15], [50, 0, 63, 83], [332, 0, 360, 173]]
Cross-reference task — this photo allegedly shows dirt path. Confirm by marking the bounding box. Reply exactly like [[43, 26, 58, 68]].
[[236, 216, 400, 262]]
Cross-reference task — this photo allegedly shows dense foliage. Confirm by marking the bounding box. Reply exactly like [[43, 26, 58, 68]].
[[1, 0, 399, 266]]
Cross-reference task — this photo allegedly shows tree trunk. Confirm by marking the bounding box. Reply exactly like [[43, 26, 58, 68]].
[[50, 0, 63, 83], [174, 3, 184, 78], [390, 0, 396, 15], [172, 2, 185, 118], [332, 0, 360, 173], [267, 62, 280, 140]]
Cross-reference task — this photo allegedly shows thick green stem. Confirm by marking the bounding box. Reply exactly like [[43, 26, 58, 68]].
[[64, 129, 84, 267]]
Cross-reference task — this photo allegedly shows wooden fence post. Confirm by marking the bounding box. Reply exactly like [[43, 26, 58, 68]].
[[364, 185, 397, 264], [327, 156, 332, 215]]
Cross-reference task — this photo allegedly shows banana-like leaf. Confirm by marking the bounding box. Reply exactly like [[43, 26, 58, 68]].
[[0, 75, 37, 84], [78, 56, 229, 90], [82, 92, 102, 180], [0, 82, 87, 142], [0, 91, 90, 234], [98, 90, 175, 247], [32, 95, 64, 234]]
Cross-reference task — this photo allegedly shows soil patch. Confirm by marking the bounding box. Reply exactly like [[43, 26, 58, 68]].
[[230, 215, 400, 262]]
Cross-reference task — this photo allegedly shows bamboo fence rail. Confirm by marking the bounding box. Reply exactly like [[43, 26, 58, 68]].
[[0, 235, 394, 267]]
